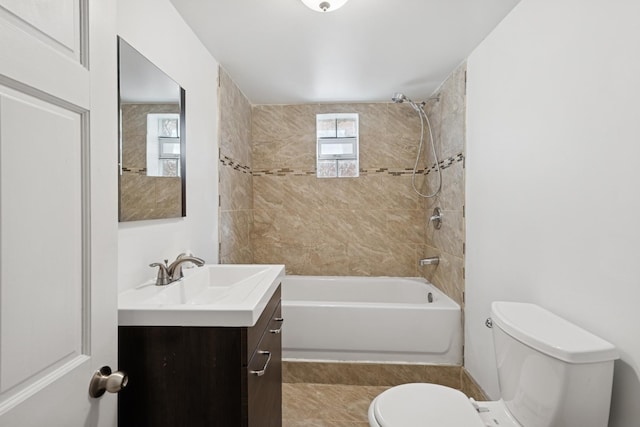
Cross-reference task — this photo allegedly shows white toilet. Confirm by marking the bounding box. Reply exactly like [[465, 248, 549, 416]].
[[368, 301, 619, 427]]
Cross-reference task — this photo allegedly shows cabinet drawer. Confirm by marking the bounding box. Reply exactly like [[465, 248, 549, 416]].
[[247, 302, 282, 427], [248, 301, 282, 368], [247, 285, 281, 361]]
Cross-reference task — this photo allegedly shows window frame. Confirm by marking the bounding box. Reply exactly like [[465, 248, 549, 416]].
[[316, 113, 359, 179]]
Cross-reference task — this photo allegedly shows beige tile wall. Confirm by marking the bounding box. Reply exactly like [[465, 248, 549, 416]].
[[218, 68, 254, 264], [119, 103, 183, 221], [218, 63, 466, 305], [282, 361, 487, 399], [421, 63, 467, 305], [252, 103, 428, 277], [283, 361, 460, 388]]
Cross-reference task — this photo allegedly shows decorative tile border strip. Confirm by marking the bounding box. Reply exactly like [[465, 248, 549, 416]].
[[121, 167, 147, 175], [221, 152, 464, 177], [253, 168, 315, 177], [426, 152, 465, 175], [446, 152, 465, 169], [220, 155, 252, 174], [359, 167, 422, 177]]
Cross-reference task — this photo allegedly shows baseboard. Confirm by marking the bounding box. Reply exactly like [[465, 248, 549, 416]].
[[460, 368, 489, 400]]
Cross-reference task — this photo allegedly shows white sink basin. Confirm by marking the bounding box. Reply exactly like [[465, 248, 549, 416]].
[[118, 264, 285, 327]]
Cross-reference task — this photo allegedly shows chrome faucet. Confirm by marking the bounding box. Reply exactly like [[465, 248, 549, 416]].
[[149, 254, 205, 286], [167, 253, 205, 282]]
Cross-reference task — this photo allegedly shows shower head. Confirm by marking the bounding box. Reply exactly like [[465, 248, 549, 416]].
[[392, 92, 409, 103], [392, 92, 423, 111]]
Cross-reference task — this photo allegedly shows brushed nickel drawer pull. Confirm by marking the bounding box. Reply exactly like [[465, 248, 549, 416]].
[[269, 318, 284, 334], [250, 351, 272, 376]]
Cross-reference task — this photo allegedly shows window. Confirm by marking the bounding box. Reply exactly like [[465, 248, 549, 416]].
[[147, 113, 181, 177], [316, 113, 359, 178]]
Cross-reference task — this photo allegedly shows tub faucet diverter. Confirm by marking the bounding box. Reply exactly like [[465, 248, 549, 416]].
[[150, 253, 205, 286]]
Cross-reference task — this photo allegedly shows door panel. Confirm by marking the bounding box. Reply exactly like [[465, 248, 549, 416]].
[[0, 86, 86, 396], [0, 2, 88, 109], [0, 0, 81, 57]]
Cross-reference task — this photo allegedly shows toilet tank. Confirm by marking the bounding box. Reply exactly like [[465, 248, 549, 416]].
[[491, 302, 619, 427]]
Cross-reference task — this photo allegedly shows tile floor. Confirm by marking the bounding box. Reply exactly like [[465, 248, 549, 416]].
[[281, 361, 487, 426], [282, 383, 389, 426]]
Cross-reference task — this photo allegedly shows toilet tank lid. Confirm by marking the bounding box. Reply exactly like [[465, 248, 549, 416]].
[[491, 302, 619, 364]]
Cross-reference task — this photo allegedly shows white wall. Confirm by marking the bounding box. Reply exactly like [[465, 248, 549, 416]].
[[117, 0, 219, 292], [465, 0, 640, 425]]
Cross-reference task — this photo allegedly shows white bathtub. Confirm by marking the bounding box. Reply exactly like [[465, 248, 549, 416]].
[[281, 276, 462, 364]]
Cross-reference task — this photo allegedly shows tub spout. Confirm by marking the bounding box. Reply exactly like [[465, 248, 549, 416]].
[[419, 257, 439, 266]]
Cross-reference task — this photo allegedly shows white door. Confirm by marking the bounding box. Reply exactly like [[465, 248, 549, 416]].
[[0, 0, 119, 426]]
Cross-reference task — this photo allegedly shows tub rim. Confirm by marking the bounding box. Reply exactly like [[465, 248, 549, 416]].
[[281, 275, 460, 309]]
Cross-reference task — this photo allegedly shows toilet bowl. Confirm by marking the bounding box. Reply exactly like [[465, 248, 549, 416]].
[[368, 301, 619, 427], [368, 383, 518, 427]]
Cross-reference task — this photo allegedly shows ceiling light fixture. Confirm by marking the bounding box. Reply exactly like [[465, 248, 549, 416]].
[[300, 0, 349, 13]]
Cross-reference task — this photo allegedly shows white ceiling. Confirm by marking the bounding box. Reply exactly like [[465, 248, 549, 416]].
[[170, 0, 521, 105]]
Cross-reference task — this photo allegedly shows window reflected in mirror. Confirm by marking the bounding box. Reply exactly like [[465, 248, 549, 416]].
[[147, 113, 181, 177]]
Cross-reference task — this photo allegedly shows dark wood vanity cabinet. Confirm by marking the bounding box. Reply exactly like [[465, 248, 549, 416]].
[[118, 286, 282, 427]]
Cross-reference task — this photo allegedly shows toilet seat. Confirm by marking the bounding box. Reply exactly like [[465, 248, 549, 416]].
[[369, 383, 520, 427], [369, 383, 485, 427]]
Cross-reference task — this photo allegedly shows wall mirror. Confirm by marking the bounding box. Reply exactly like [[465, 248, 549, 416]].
[[117, 37, 186, 222]]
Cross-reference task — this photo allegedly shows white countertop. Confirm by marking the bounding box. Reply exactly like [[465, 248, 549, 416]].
[[118, 264, 285, 327]]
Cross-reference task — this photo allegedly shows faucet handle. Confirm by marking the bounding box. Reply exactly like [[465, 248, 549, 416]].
[[149, 262, 170, 286]]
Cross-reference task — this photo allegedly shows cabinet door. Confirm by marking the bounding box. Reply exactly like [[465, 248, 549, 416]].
[[118, 326, 244, 427], [247, 303, 282, 427]]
